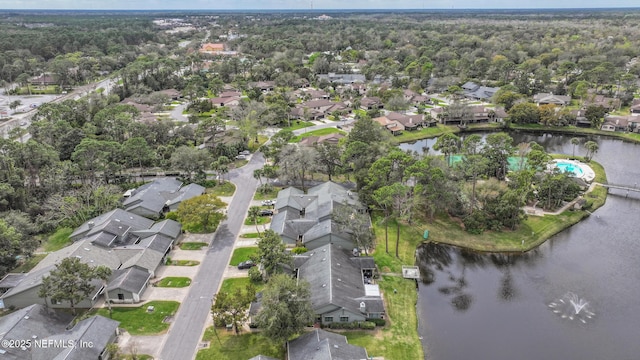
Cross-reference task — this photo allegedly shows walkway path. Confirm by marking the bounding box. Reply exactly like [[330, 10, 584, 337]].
[[524, 182, 598, 216], [158, 153, 264, 360]]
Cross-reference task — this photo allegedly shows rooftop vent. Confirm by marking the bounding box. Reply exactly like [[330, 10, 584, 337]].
[[84, 248, 90, 251], [87, 221, 95, 228], [23, 316, 29, 320], [322, 258, 326, 262], [75, 255, 82, 259], [322, 284, 327, 288]]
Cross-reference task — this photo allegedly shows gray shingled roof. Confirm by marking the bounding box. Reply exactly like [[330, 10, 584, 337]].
[[107, 266, 151, 294], [165, 183, 206, 208], [71, 209, 154, 240], [248, 355, 280, 360], [0, 304, 74, 360], [32, 315, 119, 360], [296, 244, 383, 317], [271, 182, 365, 246], [122, 177, 183, 214], [0, 274, 28, 289], [287, 329, 368, 360], [137, 233, 174, 254]]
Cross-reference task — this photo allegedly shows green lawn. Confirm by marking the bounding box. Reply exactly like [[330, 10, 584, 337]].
[[94, 301, 180, 335], [393, 124, 456, 143], [240, 232, 260, 238], [290, 128, 346, 143], [42, 227, 73, 252], [179, 242, 208, 250], [244, 217, 271, 226], [156, 277, 192, 288], [219, 277, 264, 295], [196, 330, 283, 360], [345, 276, 422, 360], [167, 259, 200, 266], [249, 135, 269, 151], [12, 254, 47, 273], [229, 247, 258, 266], [253, 187, 281, 200], [207, 181, 236, 197], [281, 121, 314, 131]]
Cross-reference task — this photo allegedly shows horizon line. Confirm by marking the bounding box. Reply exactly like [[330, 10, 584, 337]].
[[1, 7, 640, 11]]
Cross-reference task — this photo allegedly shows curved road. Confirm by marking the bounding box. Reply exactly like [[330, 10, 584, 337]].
[[159, 153, 265, 360]]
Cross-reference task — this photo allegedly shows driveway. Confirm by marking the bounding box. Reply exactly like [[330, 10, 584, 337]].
[[159, 152, 265, 360]]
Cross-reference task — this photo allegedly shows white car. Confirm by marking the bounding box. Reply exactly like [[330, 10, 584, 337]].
[[261, 199, 275, 206], [235, 154, 246, 160]]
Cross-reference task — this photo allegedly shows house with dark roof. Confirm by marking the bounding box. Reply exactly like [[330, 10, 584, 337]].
[[0, 304, 119, 360], [461, 82, 499, 101], [0, 210, 182, 309], [123, 178, 205, 219], [373, 115, 404, 135], [359, 97, 383, 110], [271, 182, 365, 250], [317, 73, 366, 85], [294, 244, 383, 325], [287, 329, 369, 360], [630, 99, 640, 115]]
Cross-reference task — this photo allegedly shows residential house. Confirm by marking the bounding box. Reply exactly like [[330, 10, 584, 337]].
[[359, 97, 384, 110], [373, 115, 405, 135], [123, 178, 205, 219], [292, 99, 350, 121], [317, 73, 366, 85], [403, 89, 432, 106], [210, 90, 242, 107], [533, 93, 572, 106], [299, 133, 345, 147], [270, 182, 365, 250], [584, 94, 620, 111], [0, 209, 182, 309], [294, 244, 384, 325], [630, 99, 640, 115], [106, 265, 152, 304], [0, 304, 120, 360], [200, 43, 225, 54], [386, 112, 426, 130], [251, 81, 276, 93], [601, 116, 633, 132], [29, 73, 57, 86], [287, 329, 369, 360], [461, 82, 500, 101]]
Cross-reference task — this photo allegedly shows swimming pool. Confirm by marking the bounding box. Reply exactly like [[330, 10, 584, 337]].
[[550, 159, 595, 183]]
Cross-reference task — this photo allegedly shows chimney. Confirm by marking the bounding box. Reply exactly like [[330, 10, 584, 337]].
[[88, 221, 95, 228], [359, 301, 366, 313]]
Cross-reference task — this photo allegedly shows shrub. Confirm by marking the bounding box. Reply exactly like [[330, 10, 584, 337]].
[[165, 211, 178, 221], [359, 321, 376, 330], [248, 266, 263, 282], [291, 247, 308, 254], [369, 318, 386, 326]]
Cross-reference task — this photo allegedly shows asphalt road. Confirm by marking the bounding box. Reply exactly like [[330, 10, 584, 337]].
[[159, 152, 265, 360]]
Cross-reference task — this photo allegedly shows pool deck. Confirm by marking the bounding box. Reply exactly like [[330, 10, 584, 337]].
[[550, 159, 596, 183]]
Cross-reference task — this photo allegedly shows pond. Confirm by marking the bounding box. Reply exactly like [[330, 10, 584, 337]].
[[408, 132, 640, 359]]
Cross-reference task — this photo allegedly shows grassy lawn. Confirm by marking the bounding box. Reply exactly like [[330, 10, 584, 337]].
[[253, 187, 281, 200], [219, 277, 264, 294], [290, 128, 346, 143], [345, 276, 422, 360], [244, 217, 271, 226], [167, 259, 200, 266], [42, 227, 73, 252], [229, 247, 258, 266], [281, 121, 314, 131], [94, 301, 180, 335], [249, 135, 269, 151], [207, 181, 236, 197], [12, 254, 47, 273], [196, 330, 283, 360], [156, 277, 192, 288], [179, 242, 208, 250], [393, 124, 456, 143], [240, 232, 260, 238]]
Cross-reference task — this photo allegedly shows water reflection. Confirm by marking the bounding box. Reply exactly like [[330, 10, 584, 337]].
[[413, 133, 640, 360]]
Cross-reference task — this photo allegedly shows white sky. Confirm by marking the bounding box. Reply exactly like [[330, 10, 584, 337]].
[[0, 0, 637, 10]]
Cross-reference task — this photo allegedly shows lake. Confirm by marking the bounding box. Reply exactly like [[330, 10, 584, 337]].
[[405, 132, 640, 360]]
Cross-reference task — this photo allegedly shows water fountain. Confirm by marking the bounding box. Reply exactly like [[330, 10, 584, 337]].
[[548, 292, 595, 323]]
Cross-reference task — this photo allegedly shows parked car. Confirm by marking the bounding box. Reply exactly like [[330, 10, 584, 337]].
[[259, 209, 274, 216], [235, 154, 246, 160], [237, 260, 256, 270], [261, 199, 275, 206], [239, 150, 250, 156], [336, 125, 343, 129]]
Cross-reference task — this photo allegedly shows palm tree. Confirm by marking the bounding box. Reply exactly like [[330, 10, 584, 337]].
[[584, 141, 599, 162], [248, 206, 262, 237], [570, 137, 580, 158]]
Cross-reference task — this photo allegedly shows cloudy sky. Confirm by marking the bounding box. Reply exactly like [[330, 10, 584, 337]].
[[0, 0, 637, 10]]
